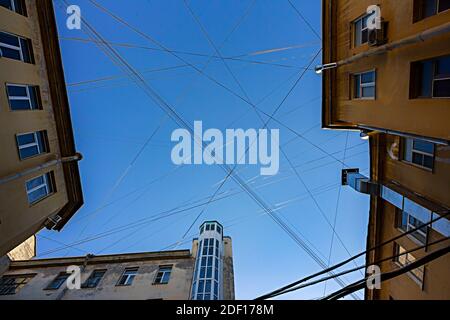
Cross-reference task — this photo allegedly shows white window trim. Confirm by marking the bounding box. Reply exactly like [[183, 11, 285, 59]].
[[16, 131, 44, 158], [402, 138, 435, 170], [0, 31, 26, 61], [431, 76, 450, 98], [353, 70, 376, 100], [154, 267, 172, 284], [398, 211, 428, 245], [394, 244, 425, 288], [354, 14, 370, 47], [26, 173, 52, 204], [7, 84, 36, 110], [118, 269, 137, 286]]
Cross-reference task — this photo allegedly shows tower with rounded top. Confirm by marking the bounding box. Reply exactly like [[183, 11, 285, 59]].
[[191, 221, 224, 300]]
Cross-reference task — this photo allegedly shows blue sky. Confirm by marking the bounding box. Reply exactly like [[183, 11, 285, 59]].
[[38, 0, 370, 300]]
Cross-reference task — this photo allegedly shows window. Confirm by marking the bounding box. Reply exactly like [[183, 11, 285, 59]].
[[153, 266, 172, 285], [402, 138, 435, 170], [25, 172, 55, 204], [46, 273, 69, 290], [353, 71, 376, 99], [7, 84, 41, 110], [396, 209, 428, 244], [411, 55, 450, 98], [82, 270, 106, 288], [16, 131, 48, 160], [353, 14, 370, 46], [414, 0, 450, 21], [0, 0, 27, 15], [0, 274, 34, 295], [117, 267, 138, 286], [193, 238, 220, 300], [0, 31, 33, 63], [393, 243, 425, 286]]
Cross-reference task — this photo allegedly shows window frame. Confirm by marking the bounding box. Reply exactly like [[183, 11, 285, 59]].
[[353, 14, 370, 47], [393, 243, 425, 288], [25, 172, 55, 205], [414, 0, 450, 22], [401, 138, 435, 171], [116, 267, 138, 286], [45, 272, 69, 291], [0, 30, 33, 63], [153, 265, 173, 285], [352, 70, 377, 100], [0, 0, 27, 16], [82, 269, 107, 289], [395, 209, 428, 245], [0, 274, 35, 295], [6, 83, 41, 111], [16, 130, 48, 160], [411, 55, 450, 99]]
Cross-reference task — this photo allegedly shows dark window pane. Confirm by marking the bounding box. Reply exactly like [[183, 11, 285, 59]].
[[0, 46, 21, 60], [412, 153, 424, 166], [10, 99, 31, 110], [200, 267, 205, 278], [0, 31, 19, 46], [205, 280, 211, 293], [424, 0, 438, 17], [413, 140, 434, 154], [362, 86, 375, 98], [29, 87, 39, 109], [28, 187, 47, 203], [7, 85, 27, 97], [433, 79, 450, 97], [361, 72, 375, 83], [438, 0, 450, 12], [361, 29, 368, 44], [19, 146, 39, 159], [423, 155, 434, 169], [36, 131, 47, 153], [214, 281, 219, 295], [20, 38, 32, 63], [420, 60, 433, 97], [206, 267, 212, 278], [0, 0, 13, 10], [17, 133, 34, 145], [26, 175, 44, 190], [198, 280, 204, 293], [436, 56, 450, 77]]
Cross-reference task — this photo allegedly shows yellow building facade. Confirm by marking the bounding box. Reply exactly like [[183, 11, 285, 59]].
[[322, 0, 450, 299], [0, 0, 83, 257]]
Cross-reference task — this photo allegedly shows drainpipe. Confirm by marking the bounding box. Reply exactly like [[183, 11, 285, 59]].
[[0, 153, 82, 186], [337, 22, 450, 67]]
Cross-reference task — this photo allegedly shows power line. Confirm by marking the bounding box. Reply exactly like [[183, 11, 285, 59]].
[[263, 236, 450, 299], [286, 0, 322, 40], [256, 210, 450, 300], [323, 243, 450, 300]]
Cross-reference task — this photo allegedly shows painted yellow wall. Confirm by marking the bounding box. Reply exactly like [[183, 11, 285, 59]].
[[0, 2, 68, 256], [329, 0, 450, 140]]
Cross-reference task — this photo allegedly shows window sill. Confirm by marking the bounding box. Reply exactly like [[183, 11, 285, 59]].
[[28, 192, 56, 208], [393, 261, 424, 290]]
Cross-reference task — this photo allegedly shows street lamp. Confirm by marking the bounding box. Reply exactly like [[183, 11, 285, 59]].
[[314, 62, 338, 74]]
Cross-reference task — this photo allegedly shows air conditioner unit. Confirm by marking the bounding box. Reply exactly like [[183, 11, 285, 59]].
[[44, 214, 63, 230], [368, 21, 388, 47]]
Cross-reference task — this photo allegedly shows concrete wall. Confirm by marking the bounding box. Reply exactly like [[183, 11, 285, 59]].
[[1, 253, 195, 300], [7, 236, 36, 261], [0, 1, 69, 256]]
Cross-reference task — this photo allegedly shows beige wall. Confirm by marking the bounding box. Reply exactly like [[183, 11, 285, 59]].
[[0, 1, 69, 256], [7, 235, 36, 261], [326, 0, 450, 140]]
